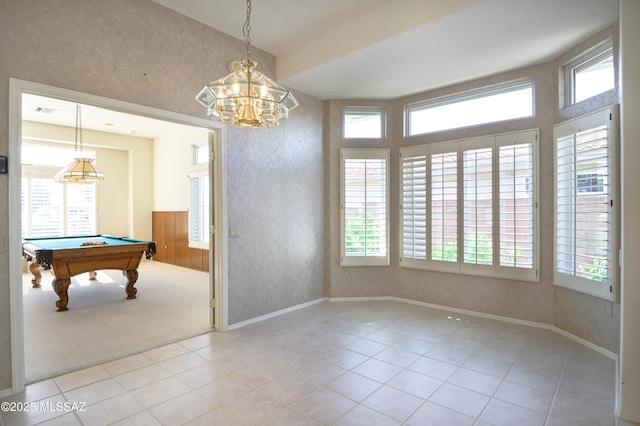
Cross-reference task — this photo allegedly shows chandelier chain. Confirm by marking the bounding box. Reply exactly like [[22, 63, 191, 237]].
[[75, 104, 83, 154], [243, 0, 252, 57]]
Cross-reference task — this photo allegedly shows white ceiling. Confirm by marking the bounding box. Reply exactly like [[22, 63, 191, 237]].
[[21, 94, 198, 140], [22, 0, 618, 137], [152, 0, 618, 100]]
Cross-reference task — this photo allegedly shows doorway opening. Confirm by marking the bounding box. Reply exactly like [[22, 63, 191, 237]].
[[9, 79, 228, 392]]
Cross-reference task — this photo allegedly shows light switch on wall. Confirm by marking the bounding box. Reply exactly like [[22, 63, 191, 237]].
[[229, 226, 240, 238]]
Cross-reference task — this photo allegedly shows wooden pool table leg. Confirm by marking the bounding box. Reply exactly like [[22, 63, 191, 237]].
[[52, 278, 70, 312], [124, 269, 138, 299], [28, 261, 42, 288]]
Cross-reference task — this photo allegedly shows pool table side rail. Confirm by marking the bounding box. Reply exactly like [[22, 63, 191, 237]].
[[22, 240, 157, 271]]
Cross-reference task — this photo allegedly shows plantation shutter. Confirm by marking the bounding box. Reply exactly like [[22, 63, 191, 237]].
[[399, 130, 539, 280], [21, 177, 27, 238], [462, 139, 494, 273], [341, 149, 390, 266], [554, 106, 618, 300], [65, 184, 96, 236], [24, 177, 64, 238], [496, 131, 537, 280], [22, 148, 99, 238], [430, 146, 458, 270], [400, 149, 428, 265], [188, 171, 210, 249]]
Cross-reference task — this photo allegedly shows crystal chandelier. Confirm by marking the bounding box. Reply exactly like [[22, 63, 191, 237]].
[[196, 0, 299, 128], [54, 104, 105, 184]]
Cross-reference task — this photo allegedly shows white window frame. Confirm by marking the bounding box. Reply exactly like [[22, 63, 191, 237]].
[[343, 107, 386, 139], [340, 148, 390, 266], [553, 105, 619, 301], [399, 129, 539, 281], [405, 79, 534, 136], [563, 40, 614, 107]]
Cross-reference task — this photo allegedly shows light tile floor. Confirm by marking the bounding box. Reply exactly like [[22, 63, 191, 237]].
[[0, 301, 619, 425]]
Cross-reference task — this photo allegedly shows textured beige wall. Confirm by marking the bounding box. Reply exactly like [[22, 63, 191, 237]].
[[326, 99, 395, 299], [225, 94, 325, 324], [0, 0, 324, 391], [326, 26, 620, 353]]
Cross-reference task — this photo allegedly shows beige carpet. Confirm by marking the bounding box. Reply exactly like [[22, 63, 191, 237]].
[[22, 259, 212, 384]]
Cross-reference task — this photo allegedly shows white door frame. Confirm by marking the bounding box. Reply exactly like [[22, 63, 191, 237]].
[[8, 78, 229, 394], [208, 128, 228, 332]]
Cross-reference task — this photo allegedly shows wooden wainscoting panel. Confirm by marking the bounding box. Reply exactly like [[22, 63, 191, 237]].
[[152, 211, 176, 264], [154, 211, 209, 272]]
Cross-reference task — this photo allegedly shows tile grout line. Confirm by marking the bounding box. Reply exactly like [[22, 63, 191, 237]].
[[543, 341, 572, 426], [468, 323, 535, 425], [4, 302, 616, 425]]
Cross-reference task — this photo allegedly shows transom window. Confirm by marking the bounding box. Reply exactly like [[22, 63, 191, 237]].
[[400, 129, 538, 281], [564, 40, 615, 106], [405, 79, 534, 136], [343, 107, 386, 139]]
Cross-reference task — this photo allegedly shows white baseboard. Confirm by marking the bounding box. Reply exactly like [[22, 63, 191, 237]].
[[227, 298, 325, 330], [227, 295, 618, 379], [326, 295, 618, 360], [616, 411, 640, 425], [229, 295, 618, 361], [0, 387, 12, 399]]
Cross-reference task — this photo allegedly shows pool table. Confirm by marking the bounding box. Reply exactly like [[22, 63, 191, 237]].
[[22, 235, 156, 311]]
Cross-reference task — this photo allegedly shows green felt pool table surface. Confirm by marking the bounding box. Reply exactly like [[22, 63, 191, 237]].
[[23, 235, 150, 250]]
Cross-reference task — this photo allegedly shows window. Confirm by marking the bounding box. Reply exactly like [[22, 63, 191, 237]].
[[498, 138, 535, 271], [405, 79, 534, 136], [577, 173, 603, 193], [462, 141, 494, 272], [430, 145, 458, 270], [21, 145, 97, 238], [343, 107, 385, 139], [341, 148, 390, 266], [22, 144, 95, 166], [193, 143, 209, 165], [564, 41, 614, 106], [21, 173, 97, 238], [400, 129, 538, 281], [188, 141, 210, 249], [401, 148, 428, 263], [554, 106, 619, 300], [188, 171, 209, 249]]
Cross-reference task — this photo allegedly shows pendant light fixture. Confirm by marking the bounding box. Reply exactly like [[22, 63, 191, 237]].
[[54, 104, 105, 184], [195, 0, 299, 128]]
